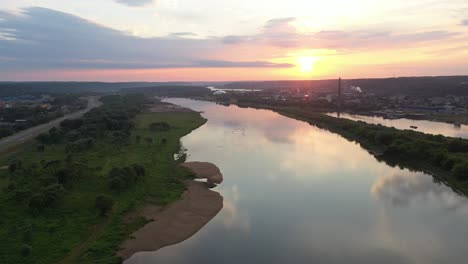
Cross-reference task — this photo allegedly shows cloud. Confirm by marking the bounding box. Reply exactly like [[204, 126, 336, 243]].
[[222, 17, 461, 51], [114, 0, 155, 7], [222, 35, 248, 44], [168, 32, 198, 37], [0, 7, 292, 71]]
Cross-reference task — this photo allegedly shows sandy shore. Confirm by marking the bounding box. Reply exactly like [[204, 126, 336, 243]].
[[118, 163, 224, 260], [181, 162, 224, 184]]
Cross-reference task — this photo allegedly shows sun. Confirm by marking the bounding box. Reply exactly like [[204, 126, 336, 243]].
[[298, 56, 317, 73]]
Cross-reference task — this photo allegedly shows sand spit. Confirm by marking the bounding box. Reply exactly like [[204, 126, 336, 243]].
[[117, 164, 224, 260], [181, 162, 224, 184]]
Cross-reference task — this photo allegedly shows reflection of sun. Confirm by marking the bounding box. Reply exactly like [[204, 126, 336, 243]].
[[298, 56, 317, 73]]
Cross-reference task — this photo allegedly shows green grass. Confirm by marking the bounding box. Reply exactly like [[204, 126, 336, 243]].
[[0, 110, 206, 264]]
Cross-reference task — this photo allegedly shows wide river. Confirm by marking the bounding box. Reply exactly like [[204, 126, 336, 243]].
[[327, 112, 468, 139], [127, 99, 468, 264]]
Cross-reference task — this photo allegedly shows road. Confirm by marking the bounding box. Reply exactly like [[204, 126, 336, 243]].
[[0, 96, 102, 153]]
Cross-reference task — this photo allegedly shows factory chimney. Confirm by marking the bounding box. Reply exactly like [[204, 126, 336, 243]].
[[337, 77, 342, 118]]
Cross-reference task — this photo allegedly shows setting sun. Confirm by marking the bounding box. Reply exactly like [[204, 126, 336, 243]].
[[298, 56, 318, 73]]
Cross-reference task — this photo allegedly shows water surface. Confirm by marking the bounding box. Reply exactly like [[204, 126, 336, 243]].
[[327, 112, 468, 139], [126, 99, 468, 264]]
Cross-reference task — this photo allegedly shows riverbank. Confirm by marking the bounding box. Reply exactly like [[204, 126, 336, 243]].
[[0, 95, 207, 264], [118, 162, 223, 260]]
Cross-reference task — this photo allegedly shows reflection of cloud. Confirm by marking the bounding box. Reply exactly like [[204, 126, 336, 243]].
[[371, 172, 468, 210], [201, 103, 299, 144], [218, 185, 250, 231]]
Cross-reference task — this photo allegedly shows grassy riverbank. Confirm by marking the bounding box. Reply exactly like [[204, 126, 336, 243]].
[[234, 102, 468, 195], [0, 95, 206, 264]]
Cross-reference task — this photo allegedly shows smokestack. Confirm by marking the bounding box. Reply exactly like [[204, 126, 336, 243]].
[[338, 77, 342, 109]]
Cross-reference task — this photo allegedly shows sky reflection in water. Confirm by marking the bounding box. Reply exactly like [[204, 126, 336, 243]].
[[126, 99, 468, 264], [327, 112, 468, 139]]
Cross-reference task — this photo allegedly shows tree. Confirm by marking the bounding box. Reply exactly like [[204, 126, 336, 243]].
[[135, 135, 141, 143], [95, 195, 114, 216]]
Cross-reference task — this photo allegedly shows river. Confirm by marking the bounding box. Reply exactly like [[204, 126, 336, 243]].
[[126, 99, 468, 264], [327, 112, 468, 139]]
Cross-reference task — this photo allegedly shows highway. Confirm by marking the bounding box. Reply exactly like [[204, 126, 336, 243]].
[[0, 96, 101, 153]]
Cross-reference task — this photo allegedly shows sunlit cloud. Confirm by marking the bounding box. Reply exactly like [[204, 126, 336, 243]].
[[0, 0, 468, 81], [0, 7, 292, 71]]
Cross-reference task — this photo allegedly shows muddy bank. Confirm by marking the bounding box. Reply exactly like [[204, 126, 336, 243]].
[[181, 162, 224, 184], [118, 164, 224, 260]]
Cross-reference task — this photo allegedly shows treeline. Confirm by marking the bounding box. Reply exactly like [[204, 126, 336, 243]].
[[121, 85, 211, 97], [0, 82, 159, 95]]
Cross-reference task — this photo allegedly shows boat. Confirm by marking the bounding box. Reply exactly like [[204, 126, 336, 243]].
[[410, 125, 418, 129]]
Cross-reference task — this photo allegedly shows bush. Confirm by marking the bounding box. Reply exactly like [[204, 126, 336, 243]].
[[65, 138, 94, 153], [37, 144, 45, 152], [149, 122, 171, 131], [28, 184, 65, 212], [20, 244, 32, 257], [95, 195, 114, 216], [374, 131, 395, 145], [0, 127, 14, 138], [448, 139, 468, 153], [60, 118, 84, 130], [108, 164, 146, 191], [452, 161, 468, 181]]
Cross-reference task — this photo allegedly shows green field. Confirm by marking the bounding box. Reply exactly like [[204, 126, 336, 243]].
[[0, 100, 206, 264]]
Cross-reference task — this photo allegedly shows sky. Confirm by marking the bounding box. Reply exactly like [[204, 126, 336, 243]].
[[0, 0, 468, 81]]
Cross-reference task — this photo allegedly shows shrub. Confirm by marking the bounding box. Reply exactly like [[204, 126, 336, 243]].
[[448, 139, 468, 153], [28, 184, 65, 212], [95, 195, 114, 216], [452, 161, 468, 181], [0, 127, 14, 138], [108, 164, 146, 191], [37, 145, 45, 152], [149, 122, 171, 131], [20, 244, 32, 257]]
